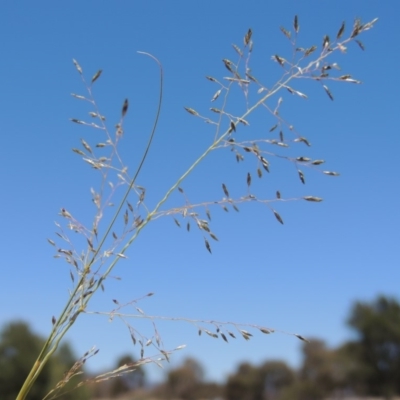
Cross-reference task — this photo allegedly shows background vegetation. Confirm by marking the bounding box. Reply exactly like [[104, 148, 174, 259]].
[[2, 295, 399, 399]]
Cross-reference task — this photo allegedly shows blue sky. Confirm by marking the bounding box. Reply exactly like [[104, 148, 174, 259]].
[[0, 0, 398, 384]]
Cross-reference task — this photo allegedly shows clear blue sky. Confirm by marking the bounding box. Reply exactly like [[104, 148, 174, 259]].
[[0, 0, 398, 384]]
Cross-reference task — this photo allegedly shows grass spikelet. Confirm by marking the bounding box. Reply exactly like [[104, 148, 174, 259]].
[[273, 210, 284, 225], [184, 107, 199, 116], [91, 69, 102, 84]]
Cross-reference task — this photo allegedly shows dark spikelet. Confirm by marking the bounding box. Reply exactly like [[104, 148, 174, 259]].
[[91, 69, 102, 84], [246, 72, 258, 83], [273, 210, 284, 224], [322, 35, 330, 49], [122, 99, 129, 117], [337, 21, 345, 39], [269, 124, 278, 132], [351, 18, 362, 38], [221, 333, 228, 343], [276, 191, 281, 199], [230, 121, 236, 132], [52, 316, 56, 325], [205, 238, 212, 254], [295, 137, 311, 146], [303, 196, 323, 202], [298, 170, 305, 184], [247, 172, 251, 187], [323, 85, 334, 101], [294, 15, 299, 33], [295, 334, 309, 342], [210, 233, 219, 241], [259, 156, 269, 172], [222, 183, 230, 197], [240, 330, 253, 339], [244, 28, 252, 45], [274, 55, 284, 67], [223, 59, 234, 72], [355, 40, 365, 50], [173, 218, 181, 227]]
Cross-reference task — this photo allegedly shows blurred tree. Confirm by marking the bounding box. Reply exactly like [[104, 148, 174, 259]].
[[0, 321, 53, 400], [166, 357, 204, 399], [0, 321, 90, 400], [297, 339, 339, 399], [226, 362, 261, 400], [225, 360, 294, 400], [278, 380, 325, 400], [260, 361, 295, 399], [345, 295, 400, 398], [278, 338, 354, 400], [109, 354, 145, 397]]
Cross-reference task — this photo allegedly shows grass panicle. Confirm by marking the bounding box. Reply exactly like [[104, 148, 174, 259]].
[[16, 16, 377, 400]]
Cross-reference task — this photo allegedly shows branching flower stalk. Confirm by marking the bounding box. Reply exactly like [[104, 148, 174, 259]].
[[16, 16, 377, 400]]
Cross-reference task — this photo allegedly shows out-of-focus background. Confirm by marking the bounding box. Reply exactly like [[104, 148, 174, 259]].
[[2, 296, 400, 399], [1, 1, 399, 399]]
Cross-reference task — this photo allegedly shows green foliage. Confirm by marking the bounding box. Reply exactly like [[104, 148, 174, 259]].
[[166, 358, 205, 400], [0, 321, 90, 400], [345, 295, 400, 398], [0, 322, 53, 400], [225, 296, 400, 400], [292, 338, 352, 400], [5, 295, 399, 399], [225, 360, 294, 400], [286, 296, 400, 399]]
